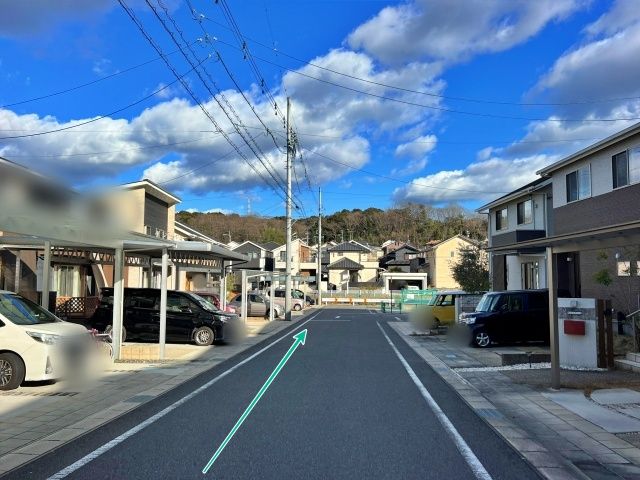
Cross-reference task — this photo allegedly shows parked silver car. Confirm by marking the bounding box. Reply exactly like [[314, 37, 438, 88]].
[[228, 293, 283, 318]]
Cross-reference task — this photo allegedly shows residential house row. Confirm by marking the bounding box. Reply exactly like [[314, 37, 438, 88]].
[[478, 121, 640, 314], [0, 158, 240, 318]]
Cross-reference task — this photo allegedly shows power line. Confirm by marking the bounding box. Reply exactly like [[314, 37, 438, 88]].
[[0, 46, 196, 110], [118, 0, 287, 204], [0, 61, 206, 141], [2, 137, 216, 158], [156, 144, 241, 185], [210, 36, 640, 123], [202, 15, 640, 108], [305, 149, 509, 195], [146, 0, 300, 208]]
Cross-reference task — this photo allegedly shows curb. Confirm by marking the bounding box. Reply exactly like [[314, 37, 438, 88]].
[[387, 322, 590, 480]]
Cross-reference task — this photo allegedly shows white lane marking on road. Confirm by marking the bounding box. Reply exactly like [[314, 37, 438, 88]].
[[394, 316, 400, 321], [310, 319, 351, 322], [46, 314, 320, 480], [376, 322, 493, 480], [335, 315, 341, 319]]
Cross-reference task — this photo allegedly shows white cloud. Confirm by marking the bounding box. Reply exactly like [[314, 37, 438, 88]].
[[347, 0, 586, 65], [92, 58, 113, 77], [393, 154, 556, 204], [391, 134, 437, 176], [533, 2, 640, 117], [184, 207, 233, 214], [584, 0, 640, 36]]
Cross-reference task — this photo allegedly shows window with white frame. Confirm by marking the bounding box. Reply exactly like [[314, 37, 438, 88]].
[[517, 199, 533, 225], [279, 251, 286, 262], [495, 208, 507, 231], [566, 165, 591, 202], [612, 148, 640, 189]]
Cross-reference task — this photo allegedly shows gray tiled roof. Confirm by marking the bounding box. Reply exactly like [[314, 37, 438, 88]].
[[328, 242, 369, 253], [328, 257, 364, 270]]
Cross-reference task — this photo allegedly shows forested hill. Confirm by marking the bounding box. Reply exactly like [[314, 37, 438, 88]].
[[177, 204, 487, 247]]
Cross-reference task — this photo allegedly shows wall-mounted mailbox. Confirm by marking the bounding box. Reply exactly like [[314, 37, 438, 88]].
[[564, 319, 586, 336]]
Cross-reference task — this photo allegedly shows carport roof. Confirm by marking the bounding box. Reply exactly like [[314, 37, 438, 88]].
[[488, 220, 640, 254]]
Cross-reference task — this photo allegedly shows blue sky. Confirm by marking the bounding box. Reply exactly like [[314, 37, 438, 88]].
[[2, 0, 640, 218]]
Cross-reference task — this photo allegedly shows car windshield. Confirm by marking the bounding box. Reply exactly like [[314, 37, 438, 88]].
[[475, 295, 500, 312], [186, 293, 221, 313], [0, 293, 61, 325]]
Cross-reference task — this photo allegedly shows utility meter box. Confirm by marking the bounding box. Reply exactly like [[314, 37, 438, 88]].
[[558, 298, 598, 369]]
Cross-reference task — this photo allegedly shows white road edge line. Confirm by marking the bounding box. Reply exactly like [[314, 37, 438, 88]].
[[46, 313, 320, 480], [376, 322, 493, 480]]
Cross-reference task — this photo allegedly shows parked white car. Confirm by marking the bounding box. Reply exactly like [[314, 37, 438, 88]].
[[0, 290, 89, 390]]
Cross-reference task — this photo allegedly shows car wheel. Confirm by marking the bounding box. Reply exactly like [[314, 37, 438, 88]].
[[193, 326, 214, 346], [0, 353, 25, 391], [293, 303, 302, 311], [104, 325, 127, 343], [473, 330, 491, 348]]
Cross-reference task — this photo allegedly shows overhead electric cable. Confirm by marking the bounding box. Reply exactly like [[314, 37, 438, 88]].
[[201, 15, 640, 107], [0, 62, 206, 141], [118, 0, 287, 203]]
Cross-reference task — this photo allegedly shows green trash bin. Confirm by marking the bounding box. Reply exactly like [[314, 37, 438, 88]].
[[381, 302, 386, 313]]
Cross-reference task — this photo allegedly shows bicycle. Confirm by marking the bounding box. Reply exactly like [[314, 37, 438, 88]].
[[89, 328, 114, 360]]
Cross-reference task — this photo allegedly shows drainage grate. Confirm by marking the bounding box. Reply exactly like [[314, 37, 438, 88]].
[[0, 391, 80, 397]]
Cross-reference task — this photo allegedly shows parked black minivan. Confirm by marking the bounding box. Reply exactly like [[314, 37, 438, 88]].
[[88, 288, 239, 346], [459, 289, 549, 348]]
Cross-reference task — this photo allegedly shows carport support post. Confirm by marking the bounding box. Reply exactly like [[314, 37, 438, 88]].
[[13, 250, 21, 293], [269, 275, 275, 322], [220, 261, 228, 311], [546, 246, 560, 389], [112, 247, 125, 361], [241, 269, 248, 324], [159, 248, 168, 360], [41, 241, 51, 309]]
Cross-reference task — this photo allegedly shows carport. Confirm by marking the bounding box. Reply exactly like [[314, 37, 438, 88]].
[[490, 220, 640, 388], [0, 212, 247, 361]]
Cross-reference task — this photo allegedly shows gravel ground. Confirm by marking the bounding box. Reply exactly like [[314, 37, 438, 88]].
[[502, 367, 640, 393]]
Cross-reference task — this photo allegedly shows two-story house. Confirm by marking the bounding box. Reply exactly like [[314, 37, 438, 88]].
[[326, 241, 381, 290], [379, 244, 422, 273], [477, 178, 552, 292], [482, 121, 640, 314], [420, 235, 482, 289]]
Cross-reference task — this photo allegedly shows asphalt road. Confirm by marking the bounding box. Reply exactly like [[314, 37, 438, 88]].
[[3, 308, 541, 480]]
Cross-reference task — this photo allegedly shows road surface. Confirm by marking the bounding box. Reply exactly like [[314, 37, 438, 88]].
[[3, 308, 540, 480]]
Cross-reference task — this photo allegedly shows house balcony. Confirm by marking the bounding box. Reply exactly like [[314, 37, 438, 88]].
[[492, 229, 546, 248]]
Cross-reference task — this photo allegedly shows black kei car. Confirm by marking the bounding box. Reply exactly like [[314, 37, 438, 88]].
[[459, 289, 549, 348], [88, 288, 240, 346]]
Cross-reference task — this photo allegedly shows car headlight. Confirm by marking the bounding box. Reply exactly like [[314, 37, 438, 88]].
[[27, 331, 61, 345], [462, 317, 476, 325]]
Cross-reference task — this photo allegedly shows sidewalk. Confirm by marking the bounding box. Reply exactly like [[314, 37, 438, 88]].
[[389, 320, 640, 480], [0, 315, 305, 476]]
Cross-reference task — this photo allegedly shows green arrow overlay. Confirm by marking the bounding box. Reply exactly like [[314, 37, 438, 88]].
[[202, 329, 308, 475]]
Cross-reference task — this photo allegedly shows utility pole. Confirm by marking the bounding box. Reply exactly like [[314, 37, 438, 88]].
[[285, 97, 293, 321], [317, 187, 322, 306]]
